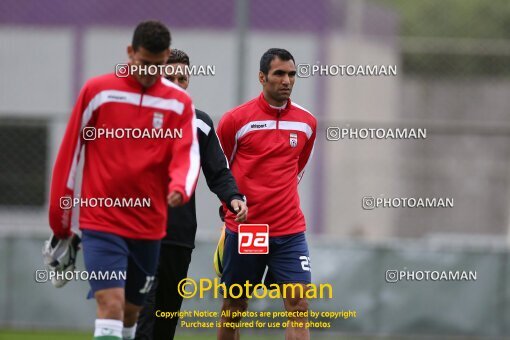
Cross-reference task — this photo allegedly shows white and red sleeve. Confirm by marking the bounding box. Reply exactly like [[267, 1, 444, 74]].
[[297, 119, 317, 183], [216, 111, 238, 164], [167, 101, 200, 204], [48, 85, 92, 239]]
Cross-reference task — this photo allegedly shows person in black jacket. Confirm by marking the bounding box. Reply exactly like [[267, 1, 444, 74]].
[[135, 49, 247, 340]]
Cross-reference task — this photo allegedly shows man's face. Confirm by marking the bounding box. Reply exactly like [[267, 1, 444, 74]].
[[127, 45, 170, 88], [165, 63, 190, 90], [259, 57, 296, 104]]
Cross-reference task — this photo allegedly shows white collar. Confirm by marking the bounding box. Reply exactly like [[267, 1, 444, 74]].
[[269, 102, 287, 110]]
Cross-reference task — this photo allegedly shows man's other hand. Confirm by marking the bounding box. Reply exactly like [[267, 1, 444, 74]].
[[167, 191, 183, 207], [231, 199, 248, 222]]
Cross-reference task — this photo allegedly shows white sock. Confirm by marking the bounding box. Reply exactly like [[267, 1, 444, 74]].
[[94, 319, 123, 338], [122, 323, 137, 339]]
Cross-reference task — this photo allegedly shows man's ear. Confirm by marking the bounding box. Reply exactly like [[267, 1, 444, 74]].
[[127, 45, 134, 62], [259, 71, 266, 85]]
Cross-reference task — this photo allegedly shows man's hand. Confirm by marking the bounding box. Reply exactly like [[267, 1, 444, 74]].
[[231, 199, 248, 222], [167, 191, 183, 207]]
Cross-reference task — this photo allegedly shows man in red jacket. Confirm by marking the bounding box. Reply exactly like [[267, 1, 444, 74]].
[[216, 48, 317, 340], [47, 21, 200, 340]]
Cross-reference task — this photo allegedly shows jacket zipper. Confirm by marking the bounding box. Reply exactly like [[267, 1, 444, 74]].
[[138, 88, 145, 114]]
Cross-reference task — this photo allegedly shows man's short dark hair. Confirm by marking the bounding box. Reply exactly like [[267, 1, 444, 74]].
[[132, 20, 171, 53], [167, 49, 190, 66], [260, 48, 295, 75]]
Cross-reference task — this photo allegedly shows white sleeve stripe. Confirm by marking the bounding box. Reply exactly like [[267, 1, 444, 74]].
[[291, 101, 315, 117], [66, 142, 83, 190], [215, 130, 230, 169], [161, 77, 189, 95], [196, 119, 211, 136], [65, 92, 102, 189], [185, 106, 201, 197], [229, 141, 237, 164], [298, 142, 315, 184]]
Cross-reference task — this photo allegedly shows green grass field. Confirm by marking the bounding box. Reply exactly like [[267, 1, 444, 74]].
[[0, 330, 348, 340], [0, 330, 389, 340], [0, 330, 478, 340], [0, 330, 426, 340], [0, 330, 226, 340]]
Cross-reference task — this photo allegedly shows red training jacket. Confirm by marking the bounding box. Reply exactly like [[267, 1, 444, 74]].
[[217, 93, 317, 236], [49, 73, 200, 240]]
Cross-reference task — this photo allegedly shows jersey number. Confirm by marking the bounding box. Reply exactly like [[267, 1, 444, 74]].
[[300, 256, 311, 272], [139, 276, 155, 294]]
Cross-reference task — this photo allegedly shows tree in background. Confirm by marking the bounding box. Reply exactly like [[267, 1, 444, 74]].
[[384, 0, 510, 76]]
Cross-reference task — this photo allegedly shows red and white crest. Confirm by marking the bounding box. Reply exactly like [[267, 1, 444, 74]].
[[153, 112, 164, 129], [290, 133, 298, 148]]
